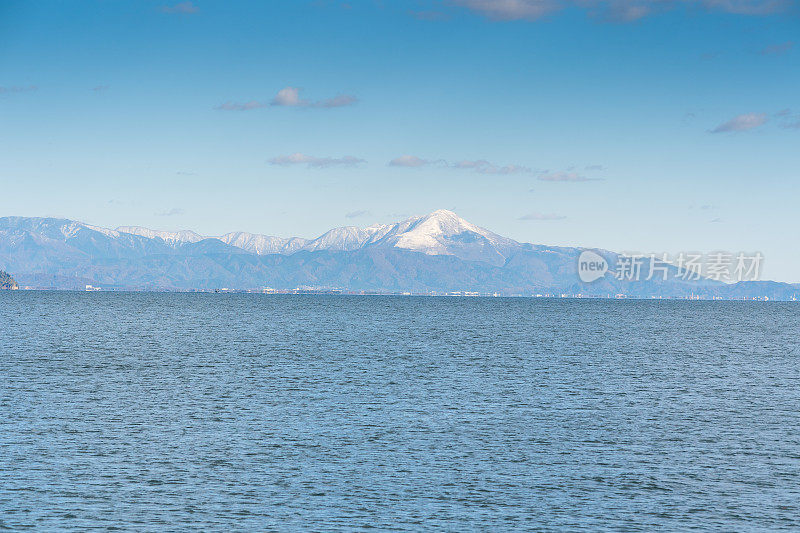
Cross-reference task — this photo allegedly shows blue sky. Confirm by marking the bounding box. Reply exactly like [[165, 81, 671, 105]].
[[1, 0, 798, 280]]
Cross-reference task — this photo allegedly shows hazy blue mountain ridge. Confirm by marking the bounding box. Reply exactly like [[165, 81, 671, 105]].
[[0, 213, 796, 299]]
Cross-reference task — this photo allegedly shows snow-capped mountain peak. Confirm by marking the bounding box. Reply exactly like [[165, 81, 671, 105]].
[[34, 209, 521, 263], [366, 209, 520, 265], [395, 209, 486, 251], [301, 224, 392, 252], [219, 232, 308, 255], [115, 226, 205, 245]]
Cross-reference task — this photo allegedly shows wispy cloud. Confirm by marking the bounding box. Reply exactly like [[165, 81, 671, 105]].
[[453, 159, 533, 174], [0, 85, 37, 94], [155, 208, 185, 216], [450, 0, 790, 22], [776, 109, 800, 129], [450, 0, 560, 21], [159, 1, 197, 14], [345, 210, 370, 218], [317, 94, 358, 108], [389, 155, 519, 171], [519, 212, 566, 220], [269, 153, 366, 168], [585, 1, 656, 22], [538, 171, 594, 182], [216, 87, 357, 111], [759, 41, 794, 55], [388, 155, 442, 167], [271, 86, 358, 108], [711, 112, 768, 133], [386, 153, 609, 184], [388, 155, 601, 182], [703, 0, 788, 15], [215, 100, 267, 111]]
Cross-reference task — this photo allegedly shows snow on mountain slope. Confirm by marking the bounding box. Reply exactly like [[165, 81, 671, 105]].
[[219, 232, 308, 255], [77, 222, 121, 238], [301, 225, 390, 252], [3, 210, 522, 264], [364, 209, 520, 265], [116, 226, 205, 245], [1, 217, 130, 243], [282, 237, 311, 254]]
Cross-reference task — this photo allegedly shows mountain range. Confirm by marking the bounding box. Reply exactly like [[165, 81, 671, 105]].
[[113, 209, 519, 264], [0, 210, 797, 299]]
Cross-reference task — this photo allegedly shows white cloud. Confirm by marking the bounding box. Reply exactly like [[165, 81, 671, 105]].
[[159, 1, 197, 14], [271, 86, 358, 108], [519, 212, 566, 220], [269, 153, 366, 168], [345, 210, 370, 218], [580, 1, 655, 21], [390, 155, 533, 174], [608, 3, 651, 21], [216, 87, 357, 111], [271, 87, 303, 107], [711, 112, 768, 133], [450, 0, 560, 20], [389, 155, 436, 167]]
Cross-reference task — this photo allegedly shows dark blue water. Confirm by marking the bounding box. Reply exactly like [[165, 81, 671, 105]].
[[1, 292, 799, 531]]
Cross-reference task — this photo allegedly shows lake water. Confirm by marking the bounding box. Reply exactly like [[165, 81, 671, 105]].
[[1, 292, 799, 531]]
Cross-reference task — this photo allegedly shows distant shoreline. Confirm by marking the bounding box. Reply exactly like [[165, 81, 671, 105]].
[[4, 288, 796, 302]]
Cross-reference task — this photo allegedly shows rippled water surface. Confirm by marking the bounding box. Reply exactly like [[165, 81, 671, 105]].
[[2, 292, 800, 531]]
